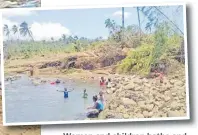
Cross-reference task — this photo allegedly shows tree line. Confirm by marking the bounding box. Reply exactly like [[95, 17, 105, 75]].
[[3, 6, 183, 44]]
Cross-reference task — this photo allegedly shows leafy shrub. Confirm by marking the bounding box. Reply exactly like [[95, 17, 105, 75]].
[[116, 44, 153, 75]]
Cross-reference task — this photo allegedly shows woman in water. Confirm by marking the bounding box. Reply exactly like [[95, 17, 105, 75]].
[[100, 77, 105, 86], [87, 95, 104, 118], [57, 88, 74, 98], [100, 77, 106, 90]]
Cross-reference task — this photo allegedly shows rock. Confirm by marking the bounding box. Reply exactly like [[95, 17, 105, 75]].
[[111, 87, 117, 93], [148, 112, 154, 117], [145, 104, 154, 111], [116, 105, 125, 113], [111, 83, 116, 87], [169, 80, 176, 85], [123, 114, 130, 119], [174, 81, 184, 87], [122, 98, 137, 106], [138, 101, 145, 106], [133, 78, 142, 85], [172, 92, 177, 96], [144, 83, 151, 88], [170, 101, 179, 110], [123, 82, 129, 86], [134, 86, 142, 91], [33, 81, 40, 86], [168, 111, 184, 117], [107, 89, 112, 94], [144, 90, 149, 95], [142, 78, 149, 83], [109, 103, 118, 110], [143, 111, 149, 118], [182, 92, 186, 97], [135, 113, 144, 118], [124, 83, 135, 90], [164, 96, 171, 102]]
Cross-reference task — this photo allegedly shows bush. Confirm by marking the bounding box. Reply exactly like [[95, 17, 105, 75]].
[[116, 44, 153, 75], [116, 23, 183, 76]]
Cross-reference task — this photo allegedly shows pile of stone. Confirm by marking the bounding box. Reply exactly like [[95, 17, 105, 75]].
[[99, 74, 187, 119]]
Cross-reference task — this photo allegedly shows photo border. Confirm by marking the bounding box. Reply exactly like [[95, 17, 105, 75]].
[[0, 3, 190, 126]]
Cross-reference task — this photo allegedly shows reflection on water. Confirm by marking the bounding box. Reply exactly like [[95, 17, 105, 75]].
[[5, 75, 100, 123]]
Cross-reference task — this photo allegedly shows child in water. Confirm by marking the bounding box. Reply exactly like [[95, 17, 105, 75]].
[[98, 91, 105, 106], [106, 78, 112, 88], [100, 77, 105, 86], [83, 89, 88, 98], [57, 88, 74, 98], [87, 95, 104, 118]]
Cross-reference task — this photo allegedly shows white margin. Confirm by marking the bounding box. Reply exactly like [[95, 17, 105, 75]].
[[0, 2, 190, 126]]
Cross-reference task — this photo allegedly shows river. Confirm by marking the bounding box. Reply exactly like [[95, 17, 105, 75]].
[[5, 74, 100, 123]]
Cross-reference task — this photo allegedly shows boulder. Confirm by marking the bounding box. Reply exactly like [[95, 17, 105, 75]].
[[122, 98, 137, 106], [167, 111, 186, 117], [124, 83, 135, 90]]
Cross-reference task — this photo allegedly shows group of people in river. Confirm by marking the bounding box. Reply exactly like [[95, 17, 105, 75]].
[[52, 76, 111, 118]]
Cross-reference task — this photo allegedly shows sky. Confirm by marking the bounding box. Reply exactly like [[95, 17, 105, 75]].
[[2, 5, 184, 41]]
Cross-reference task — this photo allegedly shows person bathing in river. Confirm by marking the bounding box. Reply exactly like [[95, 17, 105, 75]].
[[98, 91, 105, 106], [55, 79, 61, 84], [57, 88, 74, 98], [87, 95, 104, 118], [100, 77, 106, 90], [99, 77, 105, 86], [106, 78, 112, 88], [83, 89, 88, 98]]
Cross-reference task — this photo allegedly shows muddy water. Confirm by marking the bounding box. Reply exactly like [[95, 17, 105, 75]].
[[5, 75, 100, 123]]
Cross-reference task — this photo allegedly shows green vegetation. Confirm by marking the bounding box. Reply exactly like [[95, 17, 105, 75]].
[[3, 6, 185, 76]]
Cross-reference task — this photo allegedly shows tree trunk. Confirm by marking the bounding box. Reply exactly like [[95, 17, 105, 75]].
[[122, 7, 125, 29], [137, 7, 141, 40], [122, 7, 125, 42]]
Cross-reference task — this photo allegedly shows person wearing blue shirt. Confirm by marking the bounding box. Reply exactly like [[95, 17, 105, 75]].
[[57, 88, 74, 98], [87, 95, 104, 118]]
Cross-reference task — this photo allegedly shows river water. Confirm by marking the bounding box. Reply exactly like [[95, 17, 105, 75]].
[[5, 75, 100, 123]]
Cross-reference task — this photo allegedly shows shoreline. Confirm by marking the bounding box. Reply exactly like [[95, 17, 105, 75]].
[[4, 54, 187, 120]]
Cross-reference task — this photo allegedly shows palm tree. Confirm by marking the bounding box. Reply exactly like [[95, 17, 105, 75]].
[[73, 35, 78, 44], [62, 34, 66, 42], [3, 24, 10, 41], [12, 25, 19, 41], [136, 7, 141, 39], [122, 7, 125, 41], [19, 21, 34, 41], [122, 7, 125, 29], [51, 37, 54, 42], [67, 36, 74, 43]]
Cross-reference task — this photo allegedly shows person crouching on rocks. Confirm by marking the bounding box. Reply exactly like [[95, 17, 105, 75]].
[[87, 95, 104, 118], [159, 72, 164, 83], [154, 70, 164, 83]]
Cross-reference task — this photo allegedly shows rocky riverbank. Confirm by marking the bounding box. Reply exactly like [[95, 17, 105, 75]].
[[98, 73, 187, 119]]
